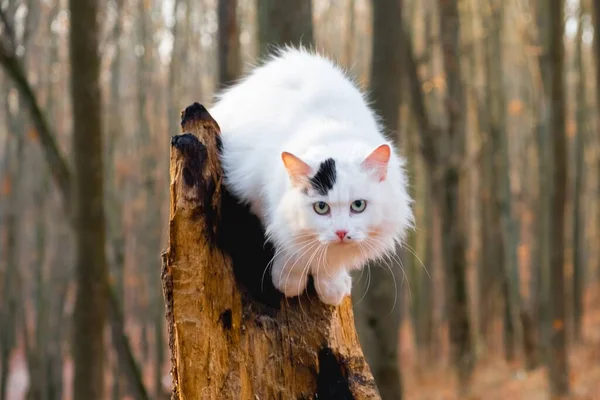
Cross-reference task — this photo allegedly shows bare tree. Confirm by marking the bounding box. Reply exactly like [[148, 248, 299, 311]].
[[436, 0, 474, 391], [104, 1, 129, 398], [0, 100, 24, 400], [533, 0, 552, 364], [257, 0, 314, 56], [483, 0, 523, 362], [592, 0, 600, 282], [69, 0, 108, 398], [352, 1, 404, 399], [546, 0, 570, 396], [572, 0, 586, 343], [218, 0, 241, 87]]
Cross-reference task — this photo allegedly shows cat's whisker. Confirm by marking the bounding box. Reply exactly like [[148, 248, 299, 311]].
[[301, 244, 323, 291], [294, 253, 314, 319], [299, 245, 325, 313], [401, 242, 431, 280], [355, 257, 366, 286], [312, 246, 329, 303], [319, 244, 333, 298], [380, 244, 413, 312], [263, 231, 315, 252], [354, 242, 371, 305], [261, 239, 311, 293], [320, 245, 335, 280], [264, 238, 317, 295], [278, 240, 320, 295], [279, 243, 318, 286], [365, 263, 372, 305], [306, 245, 326, 306], [362, 239, 400, 313]]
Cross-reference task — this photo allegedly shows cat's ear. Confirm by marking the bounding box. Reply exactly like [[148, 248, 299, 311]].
[[361, 144, 391, 182], [281, 151, 312, 186]]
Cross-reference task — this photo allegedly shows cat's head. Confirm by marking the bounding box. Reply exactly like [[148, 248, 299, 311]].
[[269, 143, 413, 270]]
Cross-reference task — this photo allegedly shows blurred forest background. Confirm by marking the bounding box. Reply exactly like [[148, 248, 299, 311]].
[[1, 0, 599, 399]]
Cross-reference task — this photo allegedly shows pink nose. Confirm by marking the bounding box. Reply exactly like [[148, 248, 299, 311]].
[[336, 230, 348, 240]]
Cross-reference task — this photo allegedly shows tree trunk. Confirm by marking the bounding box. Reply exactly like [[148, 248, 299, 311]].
[[257, 0, 314, 56], [437, 0, 474, 391], [105, 1, 127, 397], [343, 0, 356, 67], [69, 0, 108, 398], [0, 104, 24, 400], [594, 0, 600, 283], [134, 2, 165, 394], [463, 0, 497, 349], [533, 0, 552, 368], [162, 103, 380, 399], [28, 173, 50, 400], [350, 1, 404, 399], [547, 0, 570, 396], [572, 1, 586, 343], [485, 2, 523, 362], [46, 223, 71, 400], [401, 8, 440, 363], [217, 0, 241, 88]]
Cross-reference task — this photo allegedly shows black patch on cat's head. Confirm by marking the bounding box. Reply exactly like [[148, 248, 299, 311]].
[[309, 158, 336, 195]]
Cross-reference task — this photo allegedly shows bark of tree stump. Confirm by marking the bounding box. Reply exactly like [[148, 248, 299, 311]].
[[161, 103, 380, 399]]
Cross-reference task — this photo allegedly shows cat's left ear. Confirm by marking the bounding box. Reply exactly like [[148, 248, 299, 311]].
[[361, 144, 391, 182], [281, 151, 312, 186]]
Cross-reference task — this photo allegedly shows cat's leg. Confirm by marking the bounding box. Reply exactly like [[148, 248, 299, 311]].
[[271, 252, 309, 298], [313, 269, 352, 306]]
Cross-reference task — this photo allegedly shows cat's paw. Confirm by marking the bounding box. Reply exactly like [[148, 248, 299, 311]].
[[314, 271, 352, 306], [271, 258, 308, 298]]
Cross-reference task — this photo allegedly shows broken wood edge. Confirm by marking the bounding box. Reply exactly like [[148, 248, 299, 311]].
[[161, 102, 381, 399], [160, 250, 177, 399]]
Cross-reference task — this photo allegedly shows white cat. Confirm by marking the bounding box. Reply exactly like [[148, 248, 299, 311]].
[[210, 47, 413, 306]]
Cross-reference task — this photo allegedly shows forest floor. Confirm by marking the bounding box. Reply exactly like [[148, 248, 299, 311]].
[[7, 286, 600, 399], [403, 284, 600, 400]]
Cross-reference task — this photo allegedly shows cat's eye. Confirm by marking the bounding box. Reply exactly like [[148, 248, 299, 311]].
[[350, 199, 367, 213], [313, 201, 330, 215]]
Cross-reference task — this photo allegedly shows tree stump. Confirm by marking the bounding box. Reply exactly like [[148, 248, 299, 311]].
[[161, 103, 380, 399]]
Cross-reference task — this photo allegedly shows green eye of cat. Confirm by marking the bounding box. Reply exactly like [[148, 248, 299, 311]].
[[350, 199, 367, 213], [313, 201, 330, 215]]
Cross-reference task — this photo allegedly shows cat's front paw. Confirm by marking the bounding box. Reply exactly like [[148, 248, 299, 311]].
[[314, 271, 352, 306], [271, 257, 308, 298]]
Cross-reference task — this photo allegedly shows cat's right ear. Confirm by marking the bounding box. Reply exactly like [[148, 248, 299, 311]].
[[361, 144, 391, 182], [281, 152, 312, 186]]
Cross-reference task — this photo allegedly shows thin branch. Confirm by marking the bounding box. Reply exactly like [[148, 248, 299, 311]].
[[0, 4, 71, 205], [0, 49, 72, 205], [0, 8, 15, 43], [0, 8, 16, 55], [20, 0, 37, 51], [401, 23, 439, 166], [108, 286, 150, 400]]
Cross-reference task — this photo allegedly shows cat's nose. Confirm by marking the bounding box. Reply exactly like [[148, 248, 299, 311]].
[[336, 230, 348, 240]]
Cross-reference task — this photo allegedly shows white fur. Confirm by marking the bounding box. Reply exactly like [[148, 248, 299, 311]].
[[210, 47, 413, 306]]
